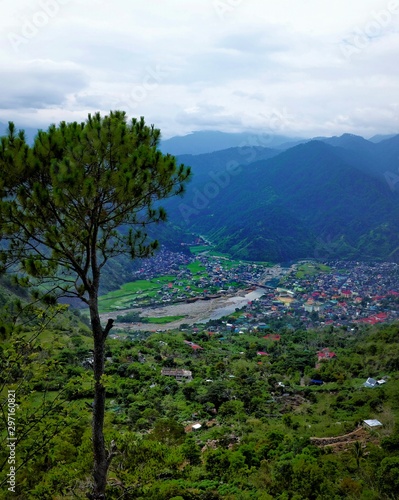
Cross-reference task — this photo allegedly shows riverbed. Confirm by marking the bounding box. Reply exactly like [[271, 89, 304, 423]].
[[101, 288, 266, 331]]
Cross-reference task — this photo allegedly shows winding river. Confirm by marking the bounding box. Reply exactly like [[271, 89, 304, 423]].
[[103, 288, 267, 332]]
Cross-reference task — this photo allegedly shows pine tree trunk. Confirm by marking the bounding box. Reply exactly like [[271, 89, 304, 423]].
[[88, 296, 109, 499]]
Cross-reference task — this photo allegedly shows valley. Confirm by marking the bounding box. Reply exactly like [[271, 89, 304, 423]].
[[97, 244, 399, 336], [2, 124, 399, 499]]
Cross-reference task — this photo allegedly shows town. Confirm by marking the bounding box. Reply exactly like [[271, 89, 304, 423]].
[[102, 243, 399, 335], [243, 259, 399, 332]]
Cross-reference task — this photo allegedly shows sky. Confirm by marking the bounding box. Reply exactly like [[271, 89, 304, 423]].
[[0, 0, 398, 139]]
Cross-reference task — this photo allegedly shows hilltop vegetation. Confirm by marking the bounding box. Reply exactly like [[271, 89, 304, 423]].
[[2, 124, 399, 498], [2, 280, 399, 498]]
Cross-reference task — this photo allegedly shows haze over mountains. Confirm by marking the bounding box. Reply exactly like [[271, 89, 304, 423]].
[[160, 130, 397, 155], [159, 130, 305, 155]]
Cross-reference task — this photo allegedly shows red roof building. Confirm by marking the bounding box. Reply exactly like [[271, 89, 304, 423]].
[[263, 334, 281, 341], [184, 340, 204, 350], [317, 348, 336, 361]]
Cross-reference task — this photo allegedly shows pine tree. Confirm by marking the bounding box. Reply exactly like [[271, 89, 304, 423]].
[[0, 111, 190, 499]]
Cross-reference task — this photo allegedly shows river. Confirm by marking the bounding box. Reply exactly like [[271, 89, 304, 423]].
[[206, 288, 266, 321], [103, 287, 267, 332]]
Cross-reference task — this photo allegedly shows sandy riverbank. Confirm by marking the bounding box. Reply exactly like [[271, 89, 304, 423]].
[[100, 289, 265, 332], [99, 263, 296, 332]]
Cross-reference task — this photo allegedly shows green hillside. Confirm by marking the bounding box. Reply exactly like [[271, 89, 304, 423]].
[[2, 286, 399, 499]]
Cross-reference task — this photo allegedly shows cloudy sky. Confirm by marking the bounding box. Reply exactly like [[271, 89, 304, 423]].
[[1, 0, 398, 139]]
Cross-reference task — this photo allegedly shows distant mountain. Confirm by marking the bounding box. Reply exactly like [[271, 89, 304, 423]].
[[160, 130, 304, 155], [368, 134, 398, 143], [165, 136, 399, 262], [316, 133, 372, 149], [313, 133, 399, 181], [0, 121, 39, 145], [275, 138, 310, 150], [176, 146, 280, 184], [2, 120, 399, 263]]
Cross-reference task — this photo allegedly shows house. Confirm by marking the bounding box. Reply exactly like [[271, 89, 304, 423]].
[[263, 334, 280, 341], [184, 340, 203, 350], [317, 348, 336, 361], [363, 419, 383, 430], [364, 376, 387, 387], [304, 300, 322, 313], [309, 379, 323, 385], [161, 368, 192, 381], [363, 377, 377, 388]]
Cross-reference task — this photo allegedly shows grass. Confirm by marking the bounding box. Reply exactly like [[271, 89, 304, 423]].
[[99, 258, 214, 313], [208, 250, 231, 259], [187, 261, 207, 274], [98, 253, 272, 314], [189, 245, 210, 254], [146, 315, 185, 324], [98, 276, 175, 313], [296, 263, 331, 279]]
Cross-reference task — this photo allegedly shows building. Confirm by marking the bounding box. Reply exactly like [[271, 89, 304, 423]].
[[363, 419, 383, 430], [161, 368, 192, 381]]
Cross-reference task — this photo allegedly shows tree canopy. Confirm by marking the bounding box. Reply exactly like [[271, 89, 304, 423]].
[[0, 110, 190, 498], [0, 111, 190, 301]]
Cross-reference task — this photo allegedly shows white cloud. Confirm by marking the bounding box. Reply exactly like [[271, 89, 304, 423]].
[[0, 0, 398, 138], [0, 59, 87, 109]]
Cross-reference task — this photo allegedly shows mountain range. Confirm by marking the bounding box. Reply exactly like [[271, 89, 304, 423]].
[[2, 122, 399, 262], [160, 130, 305, 155], [163, 133, 399, 262]]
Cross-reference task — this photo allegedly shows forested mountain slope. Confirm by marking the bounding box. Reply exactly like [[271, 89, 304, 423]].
[[165, 136, 399, 262]]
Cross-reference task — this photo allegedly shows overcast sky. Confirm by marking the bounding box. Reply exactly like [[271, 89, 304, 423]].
[[1, 0, 398, 139]]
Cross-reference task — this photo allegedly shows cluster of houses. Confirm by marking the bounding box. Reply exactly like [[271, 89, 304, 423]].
[[130, 250, 270, 305], [116, 245, 399, 332], [131, 247, 193, 281], [240, 260, 399, 330]]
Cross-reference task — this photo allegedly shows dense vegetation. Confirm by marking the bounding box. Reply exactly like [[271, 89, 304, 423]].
[[1, 278, 399, 498], [0, 112, 190, 498]]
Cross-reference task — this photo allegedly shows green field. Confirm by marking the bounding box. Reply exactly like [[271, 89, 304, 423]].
[[98, 252, 272, 314], [98, 276, 175, 313], [295, 262, 331, 278], [187, 260, 207, 274], [146, 315, 185, 324], [189, 245, 210, 254]]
